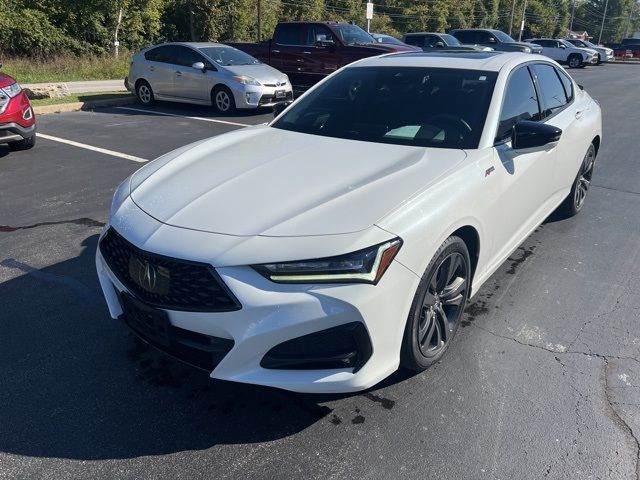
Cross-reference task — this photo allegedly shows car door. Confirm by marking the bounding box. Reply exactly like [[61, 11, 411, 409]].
[[270, 23, 307, 83], [489, 65, 556, 261], [143, 45, 176, 96], [171, 45, 212, 102], [300, 24, 340, 83], [530, 63, 584, 195]]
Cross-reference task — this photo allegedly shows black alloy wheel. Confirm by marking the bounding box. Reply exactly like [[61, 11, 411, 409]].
[[558, 143, 596, 217], [401, 236, 471, 371]]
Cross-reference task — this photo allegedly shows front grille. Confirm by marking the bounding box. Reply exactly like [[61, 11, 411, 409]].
[[100, 228, 241, 312], [259, 91, 294, 105]]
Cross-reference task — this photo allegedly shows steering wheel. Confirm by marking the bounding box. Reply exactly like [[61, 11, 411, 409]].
[[425, 114, 473, 145]]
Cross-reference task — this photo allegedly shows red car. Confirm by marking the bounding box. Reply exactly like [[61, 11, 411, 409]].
[[0, 66, 36, 150]]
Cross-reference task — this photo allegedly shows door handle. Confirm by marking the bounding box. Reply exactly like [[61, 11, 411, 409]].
[[296, 58, 304, 62], [149, 66, 155, 71], [175, 71, 182, 76], [575, 110, 584, 119], [302, 51, 312, 54], [272, 49, 281, 53]]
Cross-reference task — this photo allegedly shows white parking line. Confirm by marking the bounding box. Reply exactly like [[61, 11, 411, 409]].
[[115, 106, 252, 127], [37, 133, 148, 163]]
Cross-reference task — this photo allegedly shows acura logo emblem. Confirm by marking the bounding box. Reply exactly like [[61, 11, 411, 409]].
[[139, 260, 158, 291]]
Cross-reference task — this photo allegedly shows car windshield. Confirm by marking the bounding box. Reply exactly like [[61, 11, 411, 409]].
[[559, 39, 575, 48], [333, 24, 375, 45], [441, 34, 461, 46], [374, 34, 405, 46], [199, 46, 260, 66], [273, 66, 497, 149], [583, 40, 597, 48], [494, 30, 516, 42]]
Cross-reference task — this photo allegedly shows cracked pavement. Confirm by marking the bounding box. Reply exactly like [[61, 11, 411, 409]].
[[0, 67, 638, 479]]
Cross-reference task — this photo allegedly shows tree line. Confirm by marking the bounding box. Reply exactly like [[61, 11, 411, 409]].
[[1, 0, 638, 57]]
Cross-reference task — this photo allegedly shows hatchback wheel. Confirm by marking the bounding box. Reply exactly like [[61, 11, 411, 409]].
[[568, 54, 582, 68], [136, 81, 155, 105], [213, 86, 236, 114], [401, 236, 471, 371], [558, 143, 596, 217]]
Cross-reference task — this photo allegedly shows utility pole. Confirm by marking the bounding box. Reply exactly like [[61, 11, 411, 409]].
[[518, 0, 528, 41], [257, 0, 262, 42], [508, 0, 516, 36], [598, 0, 610, 44], [569, 0, 576, 32]]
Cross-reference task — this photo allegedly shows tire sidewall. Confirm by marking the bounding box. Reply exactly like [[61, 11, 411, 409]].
[[568, 54, 581, 68], [569, 143, 596, 215], [213, 86, 235, 114], [401, 236, 471, 371], [136, 81, 154, 105]]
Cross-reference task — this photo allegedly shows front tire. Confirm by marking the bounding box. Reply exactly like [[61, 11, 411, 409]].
[[558, 143, 596, 217], [401, 236, 471, 371], [136, 80, 155, 106], [597, 53, 602, 64], [9, 134, 36, 151], [212, 85, 236, 114], [568, 54, 582, 69]]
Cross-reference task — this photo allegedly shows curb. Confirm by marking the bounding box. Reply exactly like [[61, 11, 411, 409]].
[[33, 96, 137, 115]]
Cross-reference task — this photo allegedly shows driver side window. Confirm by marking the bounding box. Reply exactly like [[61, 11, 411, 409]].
[[497, 66, 541, 141]]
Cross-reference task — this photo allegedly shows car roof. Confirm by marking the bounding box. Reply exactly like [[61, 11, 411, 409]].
[[449, 28, 499, 32], [355, 51, 529, 72], [404, 32, 443, 36]]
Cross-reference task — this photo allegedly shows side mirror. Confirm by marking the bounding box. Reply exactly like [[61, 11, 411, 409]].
[[273, 101, 293, 118], [512, 120, 562, 149], [560, 44, 566, 49], [434, 41, 445, 48], [488, 37, 497, 43], [192, 61, 206, 72]]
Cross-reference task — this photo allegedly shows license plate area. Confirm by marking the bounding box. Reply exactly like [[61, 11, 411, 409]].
[[120, 292, 171, 347], [274, 89, 285, 99]]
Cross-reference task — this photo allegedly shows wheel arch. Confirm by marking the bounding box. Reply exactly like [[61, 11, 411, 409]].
[[450, 225, 480, 284], [134, 78, 150, 91], [592, 135, 601, 155]]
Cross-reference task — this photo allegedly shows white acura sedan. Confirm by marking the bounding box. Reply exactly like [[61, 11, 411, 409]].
[[97, 51, 602, 393]]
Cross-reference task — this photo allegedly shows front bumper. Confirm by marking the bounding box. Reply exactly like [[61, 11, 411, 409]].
[[228, 82, 294, 109], [0, 122, 36, 144], [96, 207, 419, 393]]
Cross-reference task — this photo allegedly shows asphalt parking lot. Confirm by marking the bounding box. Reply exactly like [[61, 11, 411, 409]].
[[1, 65, 639, 480]]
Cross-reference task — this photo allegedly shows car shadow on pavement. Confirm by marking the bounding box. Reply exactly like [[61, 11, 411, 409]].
[[0, 234, 345, 461]]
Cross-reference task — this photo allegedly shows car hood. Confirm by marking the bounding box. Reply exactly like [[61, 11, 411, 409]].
[[0, 72, 16, 88], [222, 63, 288, 84], [130, 126, 466, 237]]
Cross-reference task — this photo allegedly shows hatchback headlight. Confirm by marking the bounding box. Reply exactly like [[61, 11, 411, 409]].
[[253, 239, 402, 284], [233, 75, 261, 86], [1, 82, 22, 98]]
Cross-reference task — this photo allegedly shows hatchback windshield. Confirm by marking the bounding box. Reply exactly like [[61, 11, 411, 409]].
[[441, 34, 461, 46], [494, 31, 516, 43], [333, 24, 375, 45], [199, 47, 260, 66], [273, 67, 497, 149]]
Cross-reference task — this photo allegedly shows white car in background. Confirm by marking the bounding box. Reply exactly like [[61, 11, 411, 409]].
[[528, 38, 598, 68], [98, 51, 602, 393], [565, 38, 614, 63], [126, 42, 293, 113]]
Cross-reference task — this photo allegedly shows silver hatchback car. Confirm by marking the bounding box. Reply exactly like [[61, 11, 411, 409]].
[[126, 42, 293, 113]]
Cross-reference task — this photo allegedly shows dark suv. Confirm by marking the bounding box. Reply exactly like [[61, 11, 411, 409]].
[[450, 29, 543, 54]]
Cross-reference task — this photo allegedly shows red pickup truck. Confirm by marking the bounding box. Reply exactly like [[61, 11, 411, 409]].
[[228, 21, 418, 88]]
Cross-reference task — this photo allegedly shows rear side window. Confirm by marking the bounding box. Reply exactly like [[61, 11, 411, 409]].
[[531, 64, 569, 117], [497, 66, 541, 141], [404, 35, 424, 47], [274, 24, 304, 45], [452, 31, 477, 44], [145, 45, 174, 63]]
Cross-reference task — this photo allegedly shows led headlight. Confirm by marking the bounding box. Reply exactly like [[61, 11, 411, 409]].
[[253, 239, 402, 284], [233, 75, 261, 86], [1, 82, 22, 98]]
